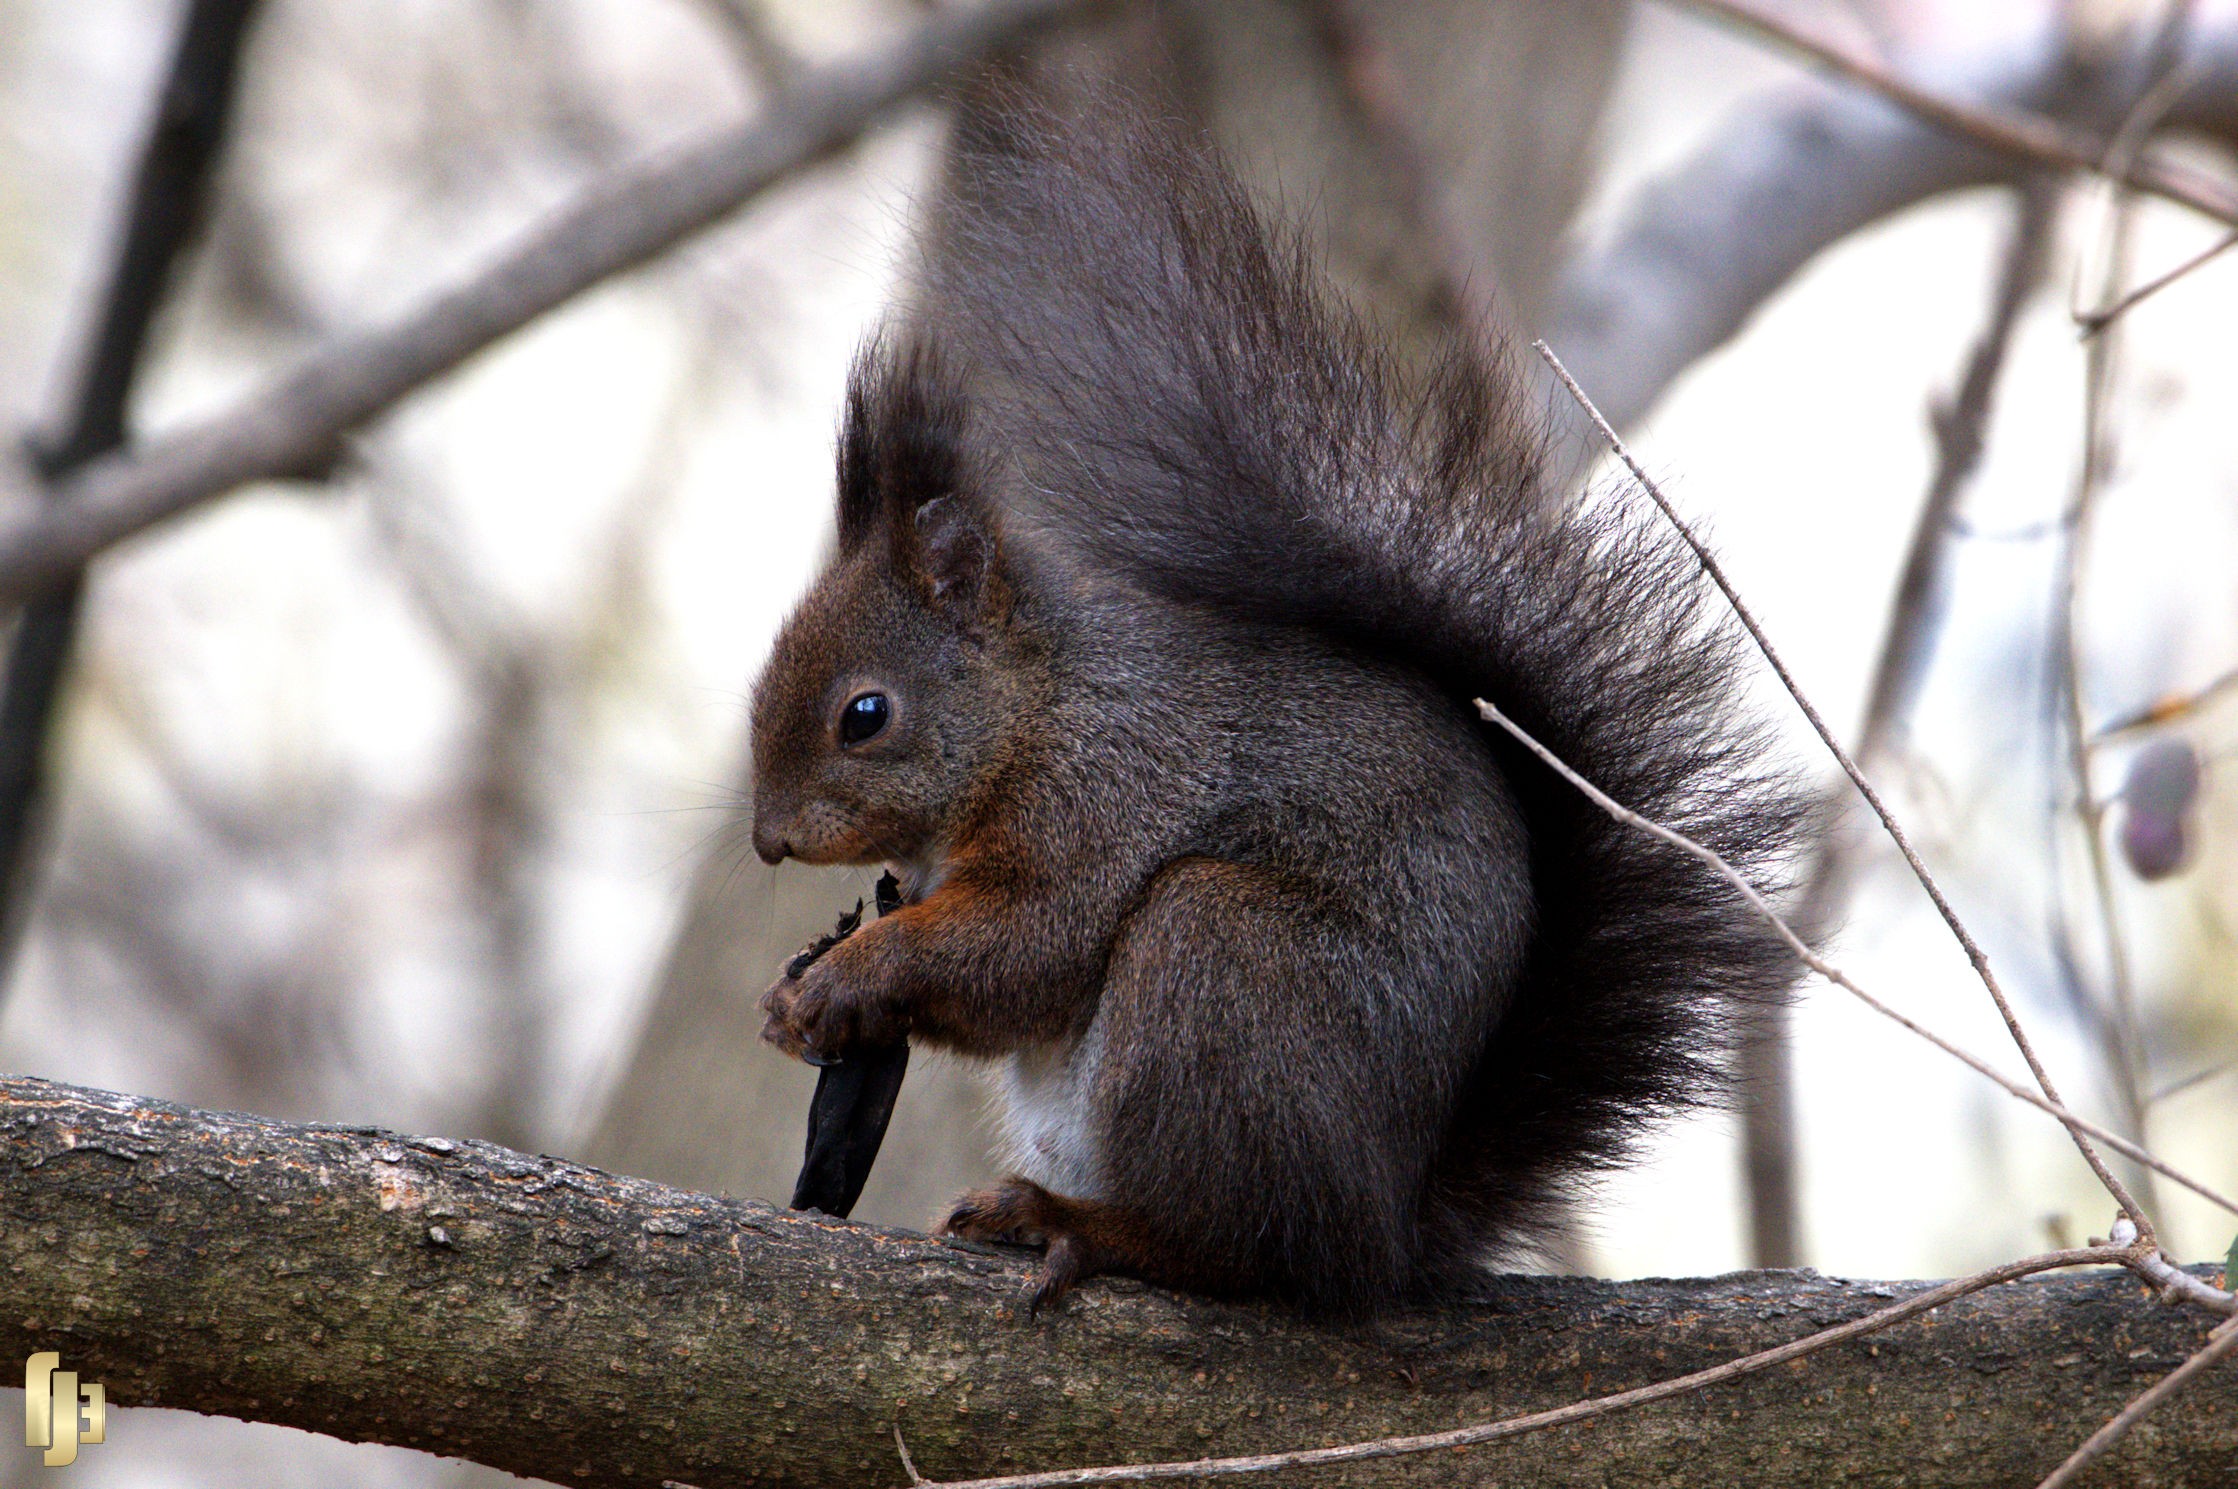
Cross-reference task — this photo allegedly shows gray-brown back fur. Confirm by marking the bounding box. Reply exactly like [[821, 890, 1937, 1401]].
[[914, 83, 1808, 1292]]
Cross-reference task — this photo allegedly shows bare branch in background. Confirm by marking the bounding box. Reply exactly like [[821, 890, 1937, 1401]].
[[1474, 695, 2238, 1222], [0, 0, 265, 994], [2047, 0, 2204, 1219], [0, 0, 1102, 608], [2093, 660, 2238, 739], [2077, 224, 2238, 332], [1537, 340, 2156, 1233], [2151, 1055, 2238, 1105], [1299, 0, 1493, 340], [1550, 13, 2238, 436], [2069, 24, 2218, 336], [1856, 185, 2060, 787], [1733, 962, 1802, 1264], [1741, 181, 2059, 1267], [1663, 0, 2238, 222]]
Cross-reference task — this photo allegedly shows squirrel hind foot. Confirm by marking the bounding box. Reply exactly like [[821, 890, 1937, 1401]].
[[938, 1175, 1058, 1245], [938, 1177, 1122, 1314]]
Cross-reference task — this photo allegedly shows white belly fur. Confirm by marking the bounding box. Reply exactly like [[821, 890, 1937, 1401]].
[[992, 1015, 1105, 1199]]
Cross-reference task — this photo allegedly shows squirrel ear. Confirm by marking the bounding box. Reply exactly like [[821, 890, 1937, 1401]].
[[910, 495, 1000, 620]]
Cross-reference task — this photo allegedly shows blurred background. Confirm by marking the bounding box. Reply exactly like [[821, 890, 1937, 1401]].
[[0, 0, 2234, 1483]]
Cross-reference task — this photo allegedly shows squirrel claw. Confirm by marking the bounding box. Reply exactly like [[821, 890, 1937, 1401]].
[[756, 1008, 811, 1063], [1027, 1233, 1092, 1315], [760, 949, 902, 1066]]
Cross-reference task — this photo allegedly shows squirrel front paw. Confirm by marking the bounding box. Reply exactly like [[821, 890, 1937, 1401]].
[[760, 944, 908, 1065]]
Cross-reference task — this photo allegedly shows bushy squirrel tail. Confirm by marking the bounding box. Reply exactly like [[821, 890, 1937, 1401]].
[[921, 82, 1812, 1264]]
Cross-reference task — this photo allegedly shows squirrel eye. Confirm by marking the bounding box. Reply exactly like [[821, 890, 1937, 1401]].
[[839, 691, 891, 746]]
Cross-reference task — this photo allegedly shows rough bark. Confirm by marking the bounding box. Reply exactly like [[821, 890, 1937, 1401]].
[[3, 1075, 2233, 1489]]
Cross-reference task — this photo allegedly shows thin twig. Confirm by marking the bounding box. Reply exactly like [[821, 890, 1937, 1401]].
[[1753, 183, 2058, 1267], [2069, 47, 2202, 331], [1658, 0, 2238, 226], [2041, 11, 2193, 1227], [0, 0, 1101, 607], [2035, 1311, 2238, 1489], [2048, 0, 2201, 1217], [2078, 226, 2238, 333], [896, 1424, 927, 1486], [2109, 1218, 2238, 1312], [1534, 339, 2154, 1234], [1475, 698, 2238, 1221], [2093, 662, 2238, 740], [916, 1247, 2128, 1488], [2150, 1056, 2237, 1105]]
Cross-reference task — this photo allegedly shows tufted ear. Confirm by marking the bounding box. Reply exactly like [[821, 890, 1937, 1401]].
[[832, 330, 1009, 627], [907, 493, 1001, 621], [836, 333, 968, 554]]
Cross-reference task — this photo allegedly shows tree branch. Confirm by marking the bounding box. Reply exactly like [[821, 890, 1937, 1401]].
[[4, 1074, 2235, 1487], [1476, 687, 2238, 1225], [1740, 182, 2059, 1267], [0, 0, 264, 984], [1664, 0, 2238, 222], [1536, 340, 2155, 1232], [2037, 1307, 2238, 1489], [2077, 223, 2238, 332], [1550, 13, 2238, 433], [915, 1245, 2132, 1488], [0, 0, 1099, 608]]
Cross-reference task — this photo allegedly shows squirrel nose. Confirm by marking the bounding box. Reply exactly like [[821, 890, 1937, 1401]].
[[752, 820, 792, 866]]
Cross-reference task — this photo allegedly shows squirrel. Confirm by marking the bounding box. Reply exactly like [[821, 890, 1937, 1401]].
[[748, 83, 1808, 1316]]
